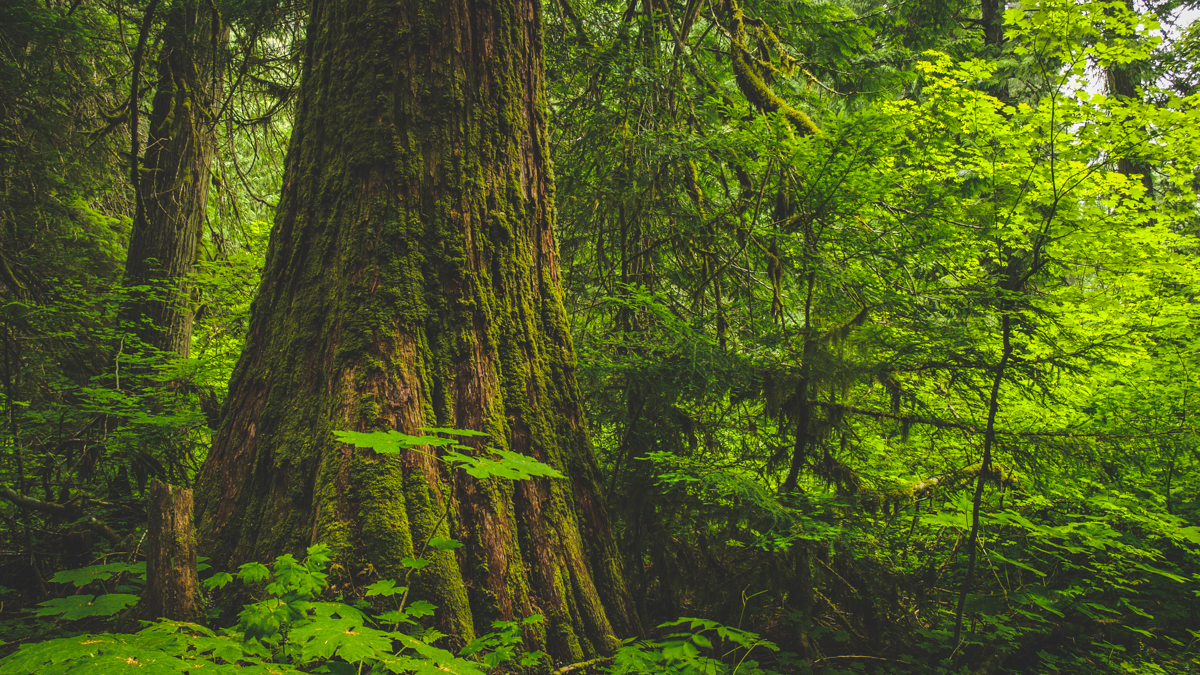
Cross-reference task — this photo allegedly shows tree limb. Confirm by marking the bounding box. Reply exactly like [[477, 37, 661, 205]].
[[551, 656, 615, 675], [0, 487, 122, 543]]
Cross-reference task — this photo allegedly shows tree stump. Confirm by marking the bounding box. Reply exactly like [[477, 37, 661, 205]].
[[144, 479, 198, 622]]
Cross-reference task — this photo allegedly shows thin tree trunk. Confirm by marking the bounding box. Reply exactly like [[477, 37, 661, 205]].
[[781, 188, 816, 494], [122, 0, 225, 356], [195, 0, 638, 660], [953, 312, 1011, 644]]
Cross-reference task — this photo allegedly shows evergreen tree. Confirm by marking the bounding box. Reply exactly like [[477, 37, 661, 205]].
[[193, 0, 638, 660], [122, 0, 228, 357]]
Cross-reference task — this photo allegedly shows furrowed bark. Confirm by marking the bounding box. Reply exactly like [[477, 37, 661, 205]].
[[195, 0, 638, 660], [122, 0, 226, 356]]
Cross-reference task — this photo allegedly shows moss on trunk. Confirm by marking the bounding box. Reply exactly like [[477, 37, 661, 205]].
[[122, 0, 226, 356], [194, 0, 638, 661]]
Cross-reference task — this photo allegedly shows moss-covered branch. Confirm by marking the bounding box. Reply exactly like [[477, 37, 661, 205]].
[[727, 0, 819, 136]]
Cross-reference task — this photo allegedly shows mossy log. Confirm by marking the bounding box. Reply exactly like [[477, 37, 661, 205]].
[[857, 463, 1019, 515], [194, 0, 638, 662]]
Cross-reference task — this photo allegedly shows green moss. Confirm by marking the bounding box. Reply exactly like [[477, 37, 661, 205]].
[[728, 1, 819, 137], [195, 0, 635, 660], [406, 476, 475, 645], [856, 464, 1019, 515], [550, 611, 585, 663]]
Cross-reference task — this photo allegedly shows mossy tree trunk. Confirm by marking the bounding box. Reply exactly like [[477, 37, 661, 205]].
[[122, 0, 225, 356], [194, 0, 638, 660]]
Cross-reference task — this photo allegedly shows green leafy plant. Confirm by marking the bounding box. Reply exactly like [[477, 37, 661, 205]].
[[609, 617, 781, 675], [25, 560, 145, 622], [0, 427, 568, 673], [332, 428, 564, 480], [0, 543, 550, 674]]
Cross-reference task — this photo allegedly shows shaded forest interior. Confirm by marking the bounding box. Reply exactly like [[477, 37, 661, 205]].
[[2, 0, 1200, 673]]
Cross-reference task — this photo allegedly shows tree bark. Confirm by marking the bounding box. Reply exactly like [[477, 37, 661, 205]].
[[144, 479, 199, 622], [194, 0, 638, 660], [1104, 0, 1155, 197], [122, 0, 225, 357], [980, 0, 1004, 49]]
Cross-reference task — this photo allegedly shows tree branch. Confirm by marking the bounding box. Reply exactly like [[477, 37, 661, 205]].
[[551, 656, 615, 675], [814, 401, 1194, 440], [0, 487, 122, 543]]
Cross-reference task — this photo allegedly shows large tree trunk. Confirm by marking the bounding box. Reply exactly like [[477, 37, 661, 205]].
[[122, 0, 225, 356], [194, 0, 638, 660]]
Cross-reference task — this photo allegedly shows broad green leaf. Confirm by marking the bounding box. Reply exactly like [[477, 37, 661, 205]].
[[378, 609, 414, 625], [986, 550, 1046, 577], [427, 537, 463, 551], [394, 634, 488, 675], [0, 634, 193, 674], [1174, 526, 1200, 546], [405, 600, 437, 618], [442, 449, 563, 480], [420, 427, 490, 437], [415, 628, 448, 645], [1, 635, 113, 667], [305, 543, 333, 567], [202, 571, 234, 591], [659, 639, 699, 661], [237, 599, 294, 642], [291, 616, 391, 664], [50, 563, 140, 588], [237, 561, 271, 584], [334, 429, 454, 453], [400, 557, 429, 571], [33, 593, 138, 620], [920, 510, 969, 530], [365, 579, 406, 597], [1132, 562, 1187, 583], [308, 601, 369, 623], [182, 634, 247, 663]]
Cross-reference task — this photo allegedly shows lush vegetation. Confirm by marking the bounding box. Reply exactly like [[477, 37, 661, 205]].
[[1, 0, 1199, 673]]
